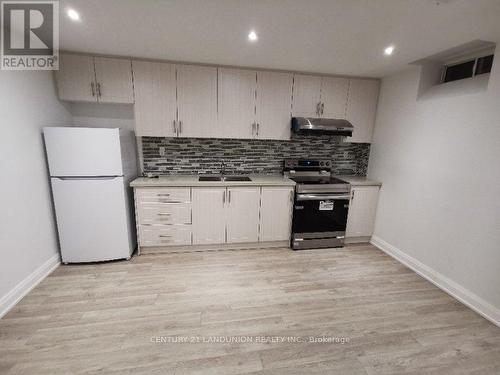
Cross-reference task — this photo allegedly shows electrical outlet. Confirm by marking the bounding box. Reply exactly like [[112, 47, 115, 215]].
[[159, 147, 166, 157]]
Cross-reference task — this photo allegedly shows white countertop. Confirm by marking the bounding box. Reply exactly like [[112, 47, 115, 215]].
[[337, 175, 382, 186], [130, 174, 296, 187]]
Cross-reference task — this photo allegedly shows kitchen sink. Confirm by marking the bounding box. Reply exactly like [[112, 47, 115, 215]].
[[198, 176, 222, 181], [223, 176, 252, 181], [198, 176, 252, 182]]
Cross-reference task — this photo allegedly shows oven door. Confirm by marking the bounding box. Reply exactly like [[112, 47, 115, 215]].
[[292, 193, 350, 249]]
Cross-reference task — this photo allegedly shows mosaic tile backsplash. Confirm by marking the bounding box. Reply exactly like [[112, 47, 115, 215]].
[[142, 134, 370, 176]]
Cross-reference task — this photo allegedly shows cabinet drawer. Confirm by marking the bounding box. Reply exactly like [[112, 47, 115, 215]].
[[139, 225, 192, 246], [137, 203, 191, 225], [136, 188, 191, 203]]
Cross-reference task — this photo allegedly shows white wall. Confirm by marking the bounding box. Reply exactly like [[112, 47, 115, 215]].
[[368, 60, 500, 323], [0, 71, 72, 316], [69, 102, 135, 131]]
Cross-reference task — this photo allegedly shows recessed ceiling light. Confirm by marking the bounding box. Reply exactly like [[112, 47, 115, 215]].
[[248, 30, 258, 42], [384, 45, 395, 56], [67, 9, 80, 21]]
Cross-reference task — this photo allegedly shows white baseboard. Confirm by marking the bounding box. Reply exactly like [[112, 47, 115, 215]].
[[370, 235, 500, 328], [0, 254, 60, 319], [140, 241, 289, 255]]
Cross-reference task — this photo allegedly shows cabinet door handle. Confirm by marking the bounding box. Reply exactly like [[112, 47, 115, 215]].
[[90, 82, 95, 97], [321, 102, 325, 116], [172, 120, 177, 135], [257, 123, 260, 136], [289, 190, 294, 202], [316, 102, 321, 116], [222, 190, 226, 205], [351, 190, 355, 201], [179, 120, 183, 134], [96, 82, 102, 98], [252, 122, 256, 136], [228, 190, 231, 204]]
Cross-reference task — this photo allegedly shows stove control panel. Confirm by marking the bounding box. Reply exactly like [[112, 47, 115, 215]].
[[284, 159, 331, 171]]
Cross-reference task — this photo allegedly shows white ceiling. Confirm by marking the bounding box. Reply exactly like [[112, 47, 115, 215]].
[[59, 0, 500, 78]]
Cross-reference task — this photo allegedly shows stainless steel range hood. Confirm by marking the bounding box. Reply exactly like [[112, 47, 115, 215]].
[[292, 117, 353, 136]]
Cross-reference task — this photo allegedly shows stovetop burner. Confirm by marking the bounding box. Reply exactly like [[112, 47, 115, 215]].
[[283, 159, 350, 194]]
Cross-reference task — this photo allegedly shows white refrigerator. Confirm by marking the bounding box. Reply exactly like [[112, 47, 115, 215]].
[[44, 127, 137, 263]]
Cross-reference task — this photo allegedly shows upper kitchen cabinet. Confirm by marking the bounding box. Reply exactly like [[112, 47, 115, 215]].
[[292, 74, 322, 118], [321, 76, 349, 119], [256, 71, 293, 140], [176, 65, 217, 138], [132, 60, 177, 137], [55, 53, 134, 104], [345, 79, 380, 143], [55, 54, 97, 102], [218, 68, 292, 140], [217, 68, 257, 139], [134, 62, 217, 138], [56, 52, 379, 142], [93, 57, 134, 104], [292, 74, 349, 120]]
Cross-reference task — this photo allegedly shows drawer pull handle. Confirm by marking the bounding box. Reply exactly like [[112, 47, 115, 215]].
[[157, 194, 170, 196], [157, 213, 172, 216], [159, 235, 172, 238]]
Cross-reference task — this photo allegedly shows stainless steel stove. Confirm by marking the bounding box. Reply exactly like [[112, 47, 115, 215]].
[[284, 159, 351, 250]]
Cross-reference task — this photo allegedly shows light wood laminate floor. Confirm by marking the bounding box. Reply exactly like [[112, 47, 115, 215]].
[[1, 244, 500, 374]]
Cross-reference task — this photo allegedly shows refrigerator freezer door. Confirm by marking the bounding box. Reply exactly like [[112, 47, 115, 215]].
[[44, 127, 123, 177], [51, 176, 134, 263]]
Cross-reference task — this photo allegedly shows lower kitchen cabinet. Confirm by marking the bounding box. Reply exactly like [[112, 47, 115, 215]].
[[226, 187, 260, 243], [192, 186, 260, 244], [259, 187, 294, 242], [136, 203, 191, 225], [139, 225, 191, 246], [346, 185, 380, 239], [135, 184, 294, 250], [192, 187, 227, 245], [134, 187, 192, 249]]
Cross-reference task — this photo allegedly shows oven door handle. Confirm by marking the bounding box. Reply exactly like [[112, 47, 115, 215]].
[[296, 194, 350, 201]]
